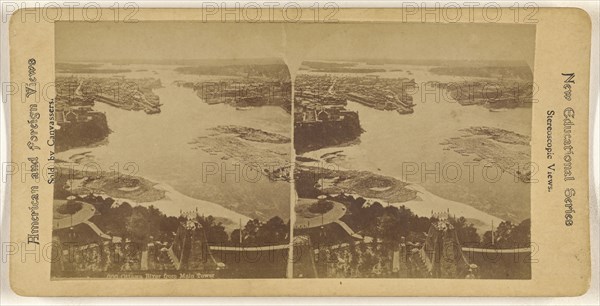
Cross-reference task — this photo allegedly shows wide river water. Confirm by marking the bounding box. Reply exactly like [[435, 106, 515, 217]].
[[302, 64, 532, 225], [57, 64, 291, 222], [58, 63, 532, 230]]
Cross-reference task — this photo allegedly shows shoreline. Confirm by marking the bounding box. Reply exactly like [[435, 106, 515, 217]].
[[101, 182, 251, 232], [399, 184, 503, 233], [296, 151, 506, 233], [55, 148, 253, 231], [61, 178, 252, 232]]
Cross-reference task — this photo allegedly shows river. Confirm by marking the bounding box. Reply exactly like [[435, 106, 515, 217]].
[[301, 64, 532, 226], [57, 62, 532, 230], [57, 64, 291, 222]]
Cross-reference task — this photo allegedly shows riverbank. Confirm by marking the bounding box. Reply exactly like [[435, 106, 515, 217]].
[[441, 126, 532, 182], [295, 164, 417, 204], [54, 161, 251, 232], [397, 184, 504, 233], [56, 163, 166, 203], [294, 198, 347, 229], [295, 155, 505, 233], [210, 125, 290, 144], [190, 126, 291, 181]]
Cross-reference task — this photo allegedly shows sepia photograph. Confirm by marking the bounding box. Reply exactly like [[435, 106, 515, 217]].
[[291, 23, 535, 279], [49, 21, 537, 280], [4, 4, 596, 298], [50, 21, 536, 280], [51, 22, 293, 279]]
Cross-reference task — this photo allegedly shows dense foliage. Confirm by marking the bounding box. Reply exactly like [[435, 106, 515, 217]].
[[72, 194, 289, 247]]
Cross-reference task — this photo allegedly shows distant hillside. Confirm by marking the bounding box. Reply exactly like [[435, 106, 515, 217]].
[[56, 63, 131, 74], [175, 64, 290, 80], [307, 58, 531, 67], [66, 57, 285, 66], [429, 65, 533, 80]]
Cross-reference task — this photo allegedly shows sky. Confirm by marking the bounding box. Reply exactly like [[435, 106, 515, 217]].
[[55, 22, 286, 62], [56, 21, 536, 65], [289, 23, 536, 64]]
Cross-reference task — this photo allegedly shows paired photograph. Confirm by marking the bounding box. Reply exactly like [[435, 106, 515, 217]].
[[51, 21, 534, 280]]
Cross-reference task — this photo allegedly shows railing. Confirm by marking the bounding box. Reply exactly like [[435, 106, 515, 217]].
[[208, 245, 290, 252], [461, 247, 531, 254]]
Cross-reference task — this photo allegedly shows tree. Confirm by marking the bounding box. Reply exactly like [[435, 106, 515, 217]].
[[94, 201, 132, 237], [481, 219, 531, 248], [230, 229, 242, 245], [159, 216, 179, 240], [197, 215, 228, 244], [126, 207, 154, 242], [410, 216, 432, 234], [257, 216, 288, 245], [243, 219, 262, 245], [375, 208, 406, 243], [454, 217, 480, 247], [511, 219, 531, 247]]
